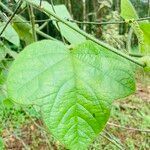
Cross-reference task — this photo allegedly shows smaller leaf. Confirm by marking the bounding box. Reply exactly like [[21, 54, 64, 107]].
[[51, 4, 86, 44], [12, 21, 34, 45], [0, 22, 20, 46], [121, 0, 139, 20], [129, 21, 144, 54], [139, 23, 150, 54]]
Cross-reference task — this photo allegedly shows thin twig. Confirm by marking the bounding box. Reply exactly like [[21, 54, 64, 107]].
[[40, 0, 43, 6], [104, 130, 124, 148], [67, 0, 72, 16], [129, 53, 144, 58], [50, 0, 66, 43], [28, 5, 37, 41], [67, 17, 150, 25], [1, 17, 149, 25], [148, 0, 150, 17], [0, 0, 22, 36], [101, 134, 124, 150], [5, 129, 30, 150], [39, 21, 49, 30], [24, 0, 145, 67], [0, 12, 8, 22], [107, 122, 150, 133], [22, 108, 52, 149], [0, 19, 51, 23], [17, 5, 27, 15], [13, 134, 30, 150], [82, 0, 86, 30]]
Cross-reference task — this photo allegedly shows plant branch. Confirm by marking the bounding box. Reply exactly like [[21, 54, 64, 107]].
[[2, 17, 149, 25], [104, 130, 124, 148], [24, 0, 145, 68], [101, 133, 124, 150], [22, 107, 52, 149], [107, 122, 150, 133], [39, 21, 49, 30], [148, 0, 150, 17], [66, 17, 150, 25], [129, 53, 143, 58], [28, 5, 37, 41], [50, 0, 65, 43], [4, 17, 149, 25], [40, 0, 43, 6]]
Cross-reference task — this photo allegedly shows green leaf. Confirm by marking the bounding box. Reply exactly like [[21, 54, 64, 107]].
[[12, 21, 34, 45], [7, 40, 135, 149], [0, 22, 20, 46], [121, 1, 150, 54], [139, 23, 150, 54], [30, 0, 86, 44], [121, 0, 139, 20], [50, 5, 86, 44], [129, 22, 150, 55], [129, 21, 144, 54]]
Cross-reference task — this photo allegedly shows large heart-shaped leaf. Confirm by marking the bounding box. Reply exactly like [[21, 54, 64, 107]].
[[7, 40, 135, 149]]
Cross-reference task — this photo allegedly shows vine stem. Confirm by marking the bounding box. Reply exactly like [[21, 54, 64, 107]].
[[28, 5, 37, 41], [24, 0, 145, 68], [103, 130, 124, 148], [2, 17, 149, 24], [101, 134, 124, 150], [148, 0, 150, 17], [40, 0, 43, 6], [107, 122, 150, 133], [67, 17, 150, 25], [50, 0, 66, 44]]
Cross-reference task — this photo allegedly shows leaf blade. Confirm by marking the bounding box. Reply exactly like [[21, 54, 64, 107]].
[[0, 22, 20, 46], [121, 0, 139, 20], [139, 22, 150, 54], [7, 40, 135, 149]]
